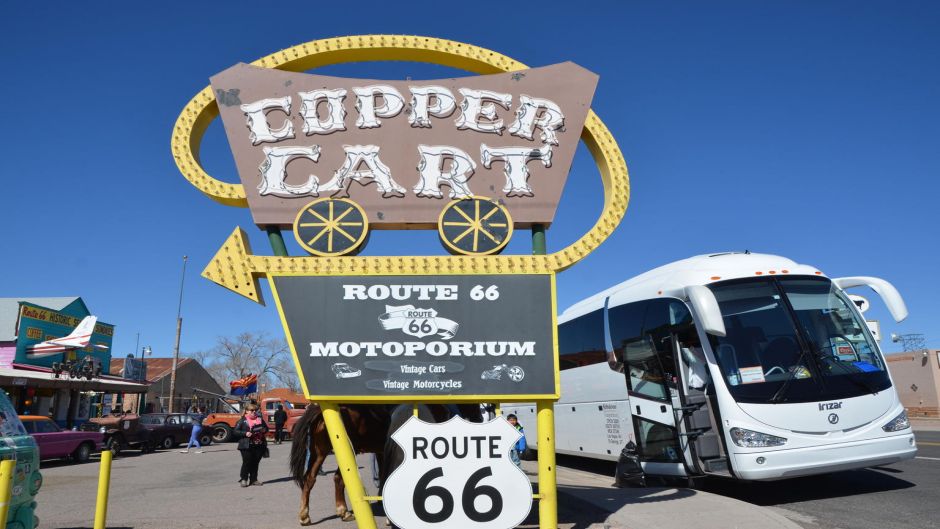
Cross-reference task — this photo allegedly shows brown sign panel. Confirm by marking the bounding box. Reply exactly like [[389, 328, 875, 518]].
[[210, 62, 598, 228]]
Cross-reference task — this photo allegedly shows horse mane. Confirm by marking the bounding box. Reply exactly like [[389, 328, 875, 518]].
[[289, 404, 323, 487]]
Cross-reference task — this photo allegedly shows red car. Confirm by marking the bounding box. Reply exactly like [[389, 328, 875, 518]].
[[20, 416, 104, 463]]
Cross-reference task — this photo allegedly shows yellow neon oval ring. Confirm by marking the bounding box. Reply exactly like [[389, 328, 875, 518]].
[[172, 34, 629, 272]]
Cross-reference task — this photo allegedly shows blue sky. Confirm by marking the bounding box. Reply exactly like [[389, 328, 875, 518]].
[[1, 1, 937, 363]]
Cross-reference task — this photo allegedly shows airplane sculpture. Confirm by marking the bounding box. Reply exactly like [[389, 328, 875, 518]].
[[25, 316, 109, 359]]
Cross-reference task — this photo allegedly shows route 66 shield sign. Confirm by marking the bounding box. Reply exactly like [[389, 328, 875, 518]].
[[383, 416, 533, 529], [379, 305, 454, 339]]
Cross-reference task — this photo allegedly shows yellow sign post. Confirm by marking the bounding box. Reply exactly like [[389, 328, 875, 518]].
[[0, 459, 15, 526], [173, 35, 629, 529]]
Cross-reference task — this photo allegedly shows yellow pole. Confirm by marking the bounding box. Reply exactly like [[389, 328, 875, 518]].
[[0, 459, 15, 526], [536, 400, 557, 529], [320, 402, 378, 529], [94, 449, 113, 529]]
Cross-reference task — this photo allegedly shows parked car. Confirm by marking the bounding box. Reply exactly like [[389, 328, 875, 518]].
[[139, 413, 213, 450], [81, 412, 153, 456], [20, 415, 104, 463], [0, 394, 42, 529]]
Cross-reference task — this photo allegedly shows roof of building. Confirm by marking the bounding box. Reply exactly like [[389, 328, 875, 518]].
[[259, 387, 308, 405], [110, 357, 193, 383], [886, 350, 938, 362], [1, 364, 150, 393], [0, 297, 82, 341]]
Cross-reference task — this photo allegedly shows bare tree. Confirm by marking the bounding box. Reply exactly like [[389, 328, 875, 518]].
[[190, 331, 300, 394]]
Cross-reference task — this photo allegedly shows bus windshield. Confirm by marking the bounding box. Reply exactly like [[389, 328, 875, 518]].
[[706, 276, 891, 404]]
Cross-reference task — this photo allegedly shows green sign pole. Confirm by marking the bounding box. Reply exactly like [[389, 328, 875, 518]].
[[532, 224, 546, 255], [266, 226, 289, 257]]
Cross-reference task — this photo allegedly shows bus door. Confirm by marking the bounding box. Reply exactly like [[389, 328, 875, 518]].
[[673, 331, 728, 477], [623, 334, 688, 477]]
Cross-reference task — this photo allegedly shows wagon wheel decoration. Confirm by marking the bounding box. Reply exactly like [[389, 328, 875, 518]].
[[293, 198, 369, 256], [438, 197, 513, 255]]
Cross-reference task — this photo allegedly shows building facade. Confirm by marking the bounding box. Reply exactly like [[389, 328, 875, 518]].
[[886, 350, 940, 418], [0, 297, 147, 427], [109, 357, 226, 413]]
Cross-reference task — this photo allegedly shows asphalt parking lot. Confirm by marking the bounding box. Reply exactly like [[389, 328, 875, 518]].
[[35, 441, 612, 529], [37, 442, 384, 529], [36, 426, 939, 529]]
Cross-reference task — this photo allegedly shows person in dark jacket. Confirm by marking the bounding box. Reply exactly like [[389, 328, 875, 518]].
[[233, 403, 269, 487], [273, 404, 288, 444]]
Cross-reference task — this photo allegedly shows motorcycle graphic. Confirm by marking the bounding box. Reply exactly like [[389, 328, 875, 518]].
[[481, 364, 525, 382]]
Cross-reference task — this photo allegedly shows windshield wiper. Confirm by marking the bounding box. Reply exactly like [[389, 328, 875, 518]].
[[768, 349, 811, 404], [767, 343, 828, 404]]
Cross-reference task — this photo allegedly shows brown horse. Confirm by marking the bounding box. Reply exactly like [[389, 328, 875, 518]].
[[289, 404, 391, 525]]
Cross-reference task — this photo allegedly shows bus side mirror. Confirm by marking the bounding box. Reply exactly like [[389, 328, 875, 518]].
[[685, 285, 726, 337], [832, 276, 908, 323]]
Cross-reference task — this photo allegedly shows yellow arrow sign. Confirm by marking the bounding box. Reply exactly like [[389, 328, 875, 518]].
[[201, 227, 602, 304]]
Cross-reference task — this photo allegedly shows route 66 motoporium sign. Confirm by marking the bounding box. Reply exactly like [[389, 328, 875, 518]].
[[383, 416, 533, 529], [270, 273, 558, 400]]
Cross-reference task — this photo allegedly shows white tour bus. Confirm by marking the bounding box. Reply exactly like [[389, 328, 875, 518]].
[[504, 252, 917, 481]]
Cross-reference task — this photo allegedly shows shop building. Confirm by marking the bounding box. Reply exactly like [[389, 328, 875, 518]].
[[0, 297, 148, 426], [109, 357, 226, 413], [886, 350, 940, 418]]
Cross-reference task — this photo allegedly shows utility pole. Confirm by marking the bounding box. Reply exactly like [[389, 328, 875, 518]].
[[168, 256, 188, 413]]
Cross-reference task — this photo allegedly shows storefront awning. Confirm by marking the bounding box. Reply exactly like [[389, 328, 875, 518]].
[[0, 365, 150, 393]]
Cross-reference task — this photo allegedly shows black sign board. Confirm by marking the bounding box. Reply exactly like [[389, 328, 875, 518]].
[[271, 274, 558, 401]]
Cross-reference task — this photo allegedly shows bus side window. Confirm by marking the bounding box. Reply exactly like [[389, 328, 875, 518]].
[[609, 301, 646, 365], [623, 336, 669, 400], [558, 309, 607, 370], [643, 299, 681, 392]]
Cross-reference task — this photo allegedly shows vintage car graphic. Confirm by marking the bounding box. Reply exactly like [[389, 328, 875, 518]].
[[332, 362, 362, 379]]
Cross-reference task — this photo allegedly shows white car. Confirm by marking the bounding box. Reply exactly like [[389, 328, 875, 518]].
[[332, 363, 362, 379]]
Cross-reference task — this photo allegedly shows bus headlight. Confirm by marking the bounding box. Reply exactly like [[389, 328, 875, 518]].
[[882, 410, 910, 432], [730, 427, 787, 448]]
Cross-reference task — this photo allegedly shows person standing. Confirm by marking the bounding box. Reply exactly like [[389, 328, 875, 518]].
[[273, 404, 288, 444], [233, 403, 269, 487], [181, 407, 206, 454], [506, 414, 526, 468]]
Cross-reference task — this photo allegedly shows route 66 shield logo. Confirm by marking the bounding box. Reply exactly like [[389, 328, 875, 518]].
[[383, 416, 533, 529], [379, 305, 459, 339]]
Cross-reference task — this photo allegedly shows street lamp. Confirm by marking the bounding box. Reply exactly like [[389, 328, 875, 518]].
[[168, 255, 188, 413], [136, 346, 152, 414]]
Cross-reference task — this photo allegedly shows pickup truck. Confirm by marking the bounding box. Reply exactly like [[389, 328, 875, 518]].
[[204, 397, 305, 442], [81, 412, 153, 456], [20, 415, 104, 463]]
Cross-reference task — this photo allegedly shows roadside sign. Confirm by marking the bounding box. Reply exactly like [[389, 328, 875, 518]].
[[383, 416, 532, 529], [271, 274, 559, 401], [175, 35, 632, 529], [849, 294, 870, 313], [208, 62, 597, 229]]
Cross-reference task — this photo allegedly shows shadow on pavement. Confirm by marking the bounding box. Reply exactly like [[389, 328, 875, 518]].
[[263, 475, 296, 484], [700, 467, 916, 505]]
